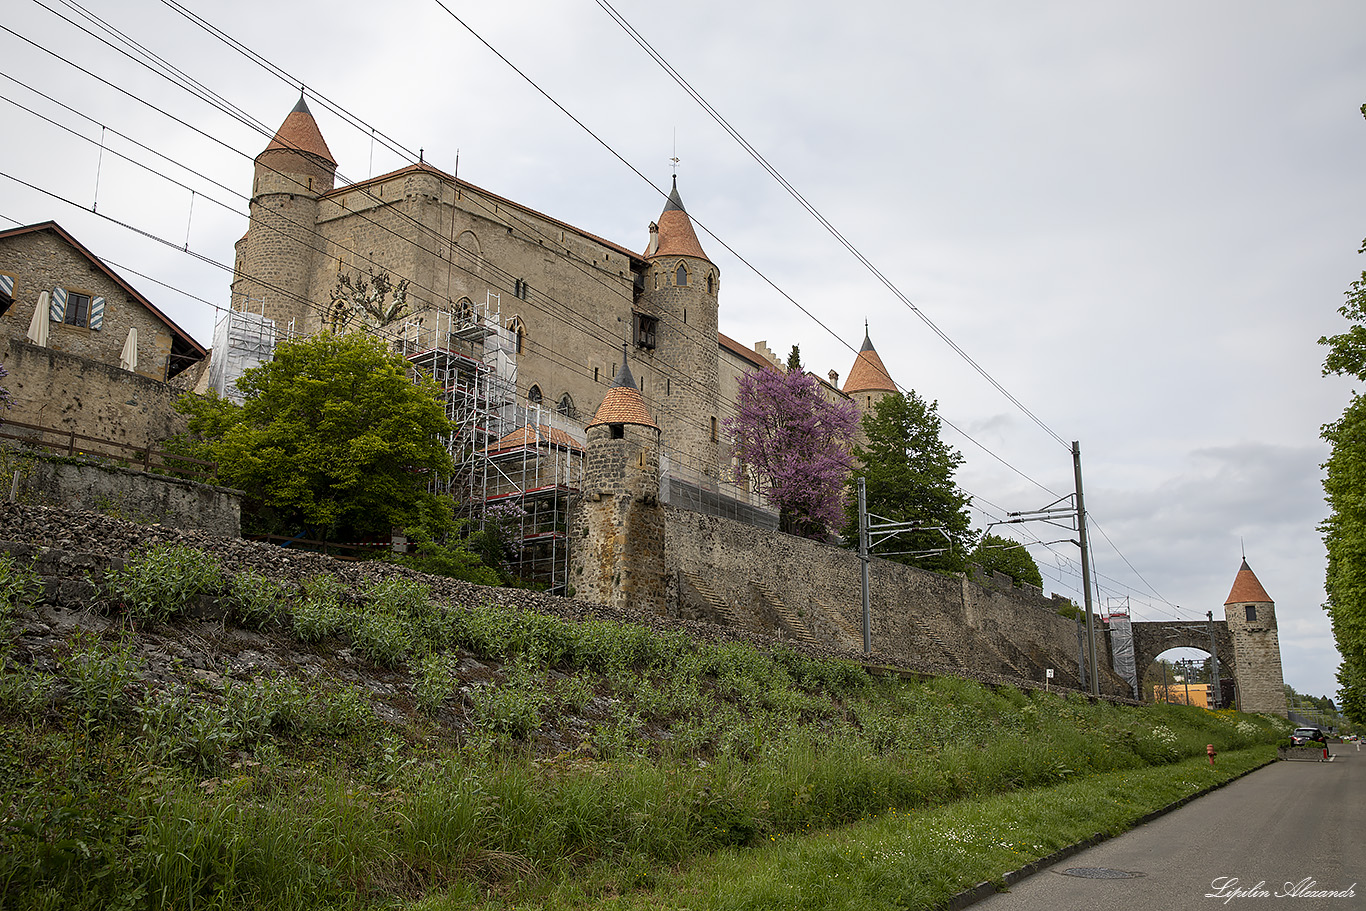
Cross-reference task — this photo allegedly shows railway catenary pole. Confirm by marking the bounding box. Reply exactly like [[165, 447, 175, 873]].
[[1073, 441, 1100, 696], [1207, 611, 1223, 709]]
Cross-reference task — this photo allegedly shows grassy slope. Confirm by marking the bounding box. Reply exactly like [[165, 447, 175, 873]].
[[0, 547, 1292, 910]]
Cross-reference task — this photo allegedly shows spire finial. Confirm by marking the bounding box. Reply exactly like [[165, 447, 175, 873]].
[[671, 129, 679, 177]]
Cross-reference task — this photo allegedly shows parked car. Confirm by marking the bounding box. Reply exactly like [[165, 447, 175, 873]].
[[1290, 727, 1327, 746]]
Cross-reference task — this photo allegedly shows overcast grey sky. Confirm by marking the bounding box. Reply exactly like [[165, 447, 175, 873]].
[[3, 0, 1363, 701]]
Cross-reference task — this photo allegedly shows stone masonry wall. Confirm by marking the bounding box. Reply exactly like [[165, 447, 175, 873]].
[[3, 449, 241, 537], [663, 506, 1128, 695]]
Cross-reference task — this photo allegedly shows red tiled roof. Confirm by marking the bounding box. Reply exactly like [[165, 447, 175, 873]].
[[842, 334, 896, 394], [647, 179, 710, 261], [485, 424, 584, 454], [1225, 559, 1273, 604], [587, 384, 657, 429], [718, 332, 774, 371], [260, 95, 335, 165]]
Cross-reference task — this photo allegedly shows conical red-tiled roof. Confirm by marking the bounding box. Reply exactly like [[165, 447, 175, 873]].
[[260, 95, 335, 165], [1225, 559, 1273, 604], [588, 347, 658, 429], [647, 177, 709, 261], [842, 330, 896, 394]]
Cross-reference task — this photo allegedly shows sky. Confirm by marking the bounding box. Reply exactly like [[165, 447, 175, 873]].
[[2, 0, 1364, 703]]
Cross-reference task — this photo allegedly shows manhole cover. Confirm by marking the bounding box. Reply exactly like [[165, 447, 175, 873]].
[[1059, 867, 1145, 879]]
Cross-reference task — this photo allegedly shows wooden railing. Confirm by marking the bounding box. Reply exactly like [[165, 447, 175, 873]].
[[0, 418, 217, 483]]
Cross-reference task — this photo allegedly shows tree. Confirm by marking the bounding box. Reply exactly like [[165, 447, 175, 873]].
[[1319, 158, 1366, 723], [175, 332, 454, 542], [845, 390, 975, 573], [725, 366, 858, 539], [970, 533, 1043, 588], [786, 345, 802, 372]]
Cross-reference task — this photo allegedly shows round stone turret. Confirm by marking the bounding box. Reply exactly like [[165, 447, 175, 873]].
[[637, 177, 720, 478], [233, 95, 337, 334], [572, 347, 665, 613], [1223, 558, 1288, 716]]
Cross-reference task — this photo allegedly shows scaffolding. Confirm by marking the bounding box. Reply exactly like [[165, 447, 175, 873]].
[[208, 307, 276, 402], [397, 296, 584, 594]]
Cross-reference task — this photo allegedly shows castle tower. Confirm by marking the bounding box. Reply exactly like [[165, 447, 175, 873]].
[[571, 347, 665, 614], [232, 95, 337, 335], [842, 326, 898, 450], [638, 177, 721, 478], [1223, 558, 1288, 716]]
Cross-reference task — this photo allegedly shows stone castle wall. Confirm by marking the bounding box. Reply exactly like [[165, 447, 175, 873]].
[[661, 506, 1125, 694]]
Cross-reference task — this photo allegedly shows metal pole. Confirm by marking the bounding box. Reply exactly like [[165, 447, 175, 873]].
[[1073, 441, 1100, 696], [1162, 659, 1171, 704], [859, 476, 871, 658], [1207, 610, 1222, 709]]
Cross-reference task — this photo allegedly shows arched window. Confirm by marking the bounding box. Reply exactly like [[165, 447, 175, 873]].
[[456, 297, 474, 325], [528, 384, 542, 405], [675, 263, 688, 286], [557, 393, 575, 418], [507, 316, 526, 354]]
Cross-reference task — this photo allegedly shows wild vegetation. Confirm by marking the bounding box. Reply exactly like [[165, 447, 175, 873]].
[[0, 545, 1290, 910]]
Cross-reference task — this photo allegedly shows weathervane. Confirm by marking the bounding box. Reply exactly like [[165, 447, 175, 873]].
[[671, 129, 679, 177]]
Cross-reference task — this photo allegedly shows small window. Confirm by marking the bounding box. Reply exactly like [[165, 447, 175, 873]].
[[456, 297, 474, 324], [528, 384, 542, 405], [633, 312, 658, 350], [1245, 605, 1257, 622], [594, 366, 600, 383], [65, 292, 91, 328], [514, 278, 528, 300], [507, 316, 526, 355], [675, 264, 688, 286], [557, 393, 575, 418], [610, 424, 624, 439], [706, 273, 714, 294], [710, 416, 718, 443]]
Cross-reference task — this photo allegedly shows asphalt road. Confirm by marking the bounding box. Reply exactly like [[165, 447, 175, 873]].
[[971, 746, 1365, 911]]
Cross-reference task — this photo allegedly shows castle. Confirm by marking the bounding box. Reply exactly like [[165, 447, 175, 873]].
[[228, 97, 900, 561]]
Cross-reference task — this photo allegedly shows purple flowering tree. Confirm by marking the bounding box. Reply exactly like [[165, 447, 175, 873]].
[[725, 366, 858, 539]]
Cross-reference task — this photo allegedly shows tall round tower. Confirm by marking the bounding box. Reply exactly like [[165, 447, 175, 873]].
[[233, 95, 336, 335], [1223, 558, 1288, 717], [842, 325, 898, 452], [638, 177, 720, 478], [572, 347, 665, 614]]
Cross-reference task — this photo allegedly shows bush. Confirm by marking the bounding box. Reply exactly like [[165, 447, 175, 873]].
[[104, 544, 224, 621]]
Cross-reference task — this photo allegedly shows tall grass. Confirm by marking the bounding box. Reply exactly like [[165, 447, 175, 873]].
[[0, 546, 1294, 910]]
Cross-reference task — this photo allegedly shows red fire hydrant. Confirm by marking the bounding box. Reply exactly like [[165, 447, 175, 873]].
[[1207, 744, 1216, 766]]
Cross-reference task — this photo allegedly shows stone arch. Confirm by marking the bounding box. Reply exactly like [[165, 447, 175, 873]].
[[455, 230, 481, 263], [1131, 620, 1236, 704]]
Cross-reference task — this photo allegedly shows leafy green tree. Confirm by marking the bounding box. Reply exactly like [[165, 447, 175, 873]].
[[845, 390, 975, 573], [970, 533, 1043, 588], [176, 332, 454, 542], [1319, 151, 1366, 723]]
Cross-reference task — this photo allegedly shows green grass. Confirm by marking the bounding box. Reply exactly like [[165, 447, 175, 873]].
[[0, 547, 1294, 910]]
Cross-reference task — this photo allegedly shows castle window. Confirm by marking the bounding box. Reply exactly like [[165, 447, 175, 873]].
[[514, 278, 528, 300], [610, 424, 624, 439], [710, 416, 718, 443], [456, 297, 474, 325], [675, 264, 688, 286], [707, 273, 714, 294], [594, 366, 600, 383], [528, 384, 542, 405], [557, 393, 575, 418], [633, 312, 657, 350], [507, 316, 525, 354], [1245, 605, 1257, 622]]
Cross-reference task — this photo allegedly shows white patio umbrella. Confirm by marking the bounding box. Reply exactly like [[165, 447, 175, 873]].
[[27, 291, 49, 346], [119, 327, 138, 372]]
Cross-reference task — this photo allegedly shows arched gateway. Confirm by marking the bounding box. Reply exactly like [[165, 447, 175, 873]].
[[1122, 559, 1287, 716]]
